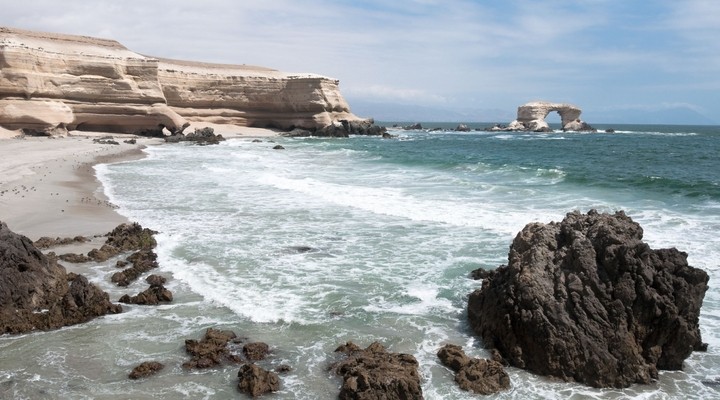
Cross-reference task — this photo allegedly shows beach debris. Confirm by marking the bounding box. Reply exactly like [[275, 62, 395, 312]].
[[437, 344, 510, 394], [0, 221, 122, 334], [467, 210, 709, 388], [332, 341, 423, 400], [128, 361, 164, 380], [237, 364, 280, 397]]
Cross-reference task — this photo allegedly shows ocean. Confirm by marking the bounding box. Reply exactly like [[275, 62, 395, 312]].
[[1, 123, 719, 399]]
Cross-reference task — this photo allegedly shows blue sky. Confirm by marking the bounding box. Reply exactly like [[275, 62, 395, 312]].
[[1, 0, 718, 123]]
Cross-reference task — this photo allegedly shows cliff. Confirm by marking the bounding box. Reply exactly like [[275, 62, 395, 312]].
[[0, 27, 372, 136]]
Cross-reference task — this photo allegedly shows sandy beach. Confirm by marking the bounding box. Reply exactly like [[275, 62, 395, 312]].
[[0, 125, 277, 241]]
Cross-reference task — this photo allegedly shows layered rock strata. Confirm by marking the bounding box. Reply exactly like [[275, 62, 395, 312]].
[[0, 221, 122, 334], [0, 27, 187, 135], [1, 27, 376, 136], [490, 101, 595, 132], [467, 210, 708, 388]]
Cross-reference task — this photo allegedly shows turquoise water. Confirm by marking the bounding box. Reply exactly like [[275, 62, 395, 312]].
[[2, 125, 719, 399]]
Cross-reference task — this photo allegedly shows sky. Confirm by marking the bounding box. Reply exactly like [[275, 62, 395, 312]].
[[1, 0, 719, 124]]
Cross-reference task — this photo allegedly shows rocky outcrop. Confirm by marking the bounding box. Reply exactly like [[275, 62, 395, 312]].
[[467, 210, 709, 388], [237, 364, 280, 397], [0, 27, 378, 137], [333, 341, 423, 400], [87, 222, 157, 262], [165, 126, 225, 145], [497, 101, 595, 132], [437, 344, 510, 395], [182, 328, 244, 369], [0, 221, 122, 334]]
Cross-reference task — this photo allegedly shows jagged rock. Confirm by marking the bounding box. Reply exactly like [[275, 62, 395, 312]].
[[314, 119, 387, 137], [455, 124, 471, 132], [272, 145, 285, 150], [237, 364, 280, 397], [165, 127, 225, 145], [145, 274, 167, 286], [280, 128, 312, 137], [119, 284, 172, 305], [563, 119, 596, 132], [243, 342, 270, 362], [182, 328, 243, 369], [467, 210, 709, 388], [33, 235, 89, 249], [404, 123, 422, 130], [0, 221, 122, 334], [111, 250, 159, 286], [88, 223, 157, 262], [437, 344, 510, 395], [129, 361, 164, 380], [333, 341, 423, 400], [58, 253, 92, 263]]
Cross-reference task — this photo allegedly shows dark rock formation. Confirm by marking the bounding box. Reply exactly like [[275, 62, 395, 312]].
[[111, 250, 159, 286], [58, 252, 92, 263], [437, 344, 510, 394], [183, 328, 243, 369], [119, 284, 173, 305], [314, 119, 387, 137], [237, 364, 280, 397], [145, 274, 167, 286], [404, 123, 422, 130], [0, 221, 122, 334], [33, 235, 89, 249], [88, 222, 157, 262], [455, 124, 471, 132], [129, 361, 164, 380], [280, 128, 312, 137], [165, 127, 226, 145], [333, 341, 423, 400], [243, 342, 271, 362], [467, 210, 709, 388], [272, 145, 285, 150]]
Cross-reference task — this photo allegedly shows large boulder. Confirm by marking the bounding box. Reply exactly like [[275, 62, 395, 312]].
[[467, 210, 709, 388], [237, 364, 280, 397], [333, 341, 423, 400], [0, 221, 122, 334]]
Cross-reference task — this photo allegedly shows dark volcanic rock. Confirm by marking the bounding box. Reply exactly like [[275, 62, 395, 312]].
[[88, 222, 157, 262], [111, 250, 159, 286], [129, 361, 164, 380], [119, 284, 173, 305], [243, 342, 270, 362], [237, 364, 280, 397], [315, 119, 387, 137], [437, 344, 510, 394], [33, 235, 89, 249], [467, 210, 709, 388], [58, 252, 92, 263], [333, 341, 423, 400], [165, 127, 225, 145], [183, 328, 243, 369], [145, 274, 167, 286], [0, 221, 122, 334]]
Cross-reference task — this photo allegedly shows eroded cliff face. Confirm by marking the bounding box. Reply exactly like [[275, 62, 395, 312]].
[[0, 27, 186, 135], [158, 58, 359, 130], [0, 27, 369, 136]]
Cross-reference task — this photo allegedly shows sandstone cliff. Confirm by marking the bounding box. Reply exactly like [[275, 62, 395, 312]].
[[0, 27, 372, 136]]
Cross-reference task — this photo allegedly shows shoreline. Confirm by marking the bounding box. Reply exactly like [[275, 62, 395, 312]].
[[0, 125, 278, 241]]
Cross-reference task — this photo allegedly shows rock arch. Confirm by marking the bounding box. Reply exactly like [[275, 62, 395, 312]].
[[503, 101, 594, 132]]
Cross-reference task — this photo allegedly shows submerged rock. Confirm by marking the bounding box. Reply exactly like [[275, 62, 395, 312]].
[[243, 342, 271, 362], [0, 221, 122, 334], [333, 341, 423, 400], [467, 210, 709, 388], [129, 361, 164, 380]]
